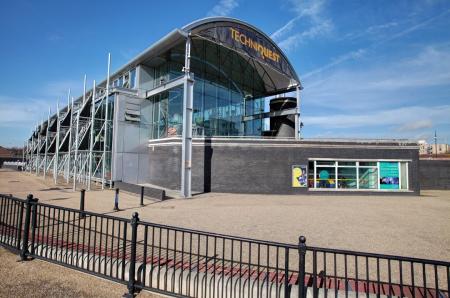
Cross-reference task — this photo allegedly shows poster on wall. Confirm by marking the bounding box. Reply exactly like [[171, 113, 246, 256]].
[[379, 162, 399, 189], [292, 165, 307, 187]]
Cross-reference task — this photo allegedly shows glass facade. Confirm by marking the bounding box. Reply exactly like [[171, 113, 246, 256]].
[[91, 94, 114, 179], [113, 68, 137, 89], [143, 39, 272, 139], [308, 160, 409, 191]]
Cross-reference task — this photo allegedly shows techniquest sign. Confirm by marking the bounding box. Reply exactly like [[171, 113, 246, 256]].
[[229, 28, 281, 63], [194, 23, 294, 79]]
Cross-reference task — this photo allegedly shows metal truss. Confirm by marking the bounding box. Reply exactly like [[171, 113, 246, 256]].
[[23, 55, 113, 191]]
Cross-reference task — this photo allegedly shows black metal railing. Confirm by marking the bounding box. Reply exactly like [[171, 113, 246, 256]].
[[0, 193, 449, 298]]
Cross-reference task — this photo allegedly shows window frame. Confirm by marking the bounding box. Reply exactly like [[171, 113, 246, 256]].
[[308, 158, 411, 192]]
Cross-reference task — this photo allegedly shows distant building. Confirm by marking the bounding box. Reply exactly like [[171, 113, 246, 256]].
[[0, 146, 14, 158], [418, 140, 449, 156], [430, 144, 449, 155], [418, 140, 429, 155]]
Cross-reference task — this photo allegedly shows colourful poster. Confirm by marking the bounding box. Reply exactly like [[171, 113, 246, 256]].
[[292, 165, 307, 187], [379, 162, 399, 189]]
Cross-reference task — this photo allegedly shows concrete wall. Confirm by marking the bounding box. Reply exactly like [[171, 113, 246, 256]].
[[419, 159, 450, 190], [147, 138, 420, 195]]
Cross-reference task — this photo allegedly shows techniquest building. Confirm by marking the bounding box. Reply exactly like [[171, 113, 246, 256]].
[[24, 17, 419, 198]]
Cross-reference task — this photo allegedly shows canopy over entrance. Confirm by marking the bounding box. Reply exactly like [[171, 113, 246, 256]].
[[183, 17, 301, 94]]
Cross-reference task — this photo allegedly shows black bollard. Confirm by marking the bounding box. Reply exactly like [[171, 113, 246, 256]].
[[140, 186, 144, 206], [114, 188, 119, 211], [80, 189, 86, 218]]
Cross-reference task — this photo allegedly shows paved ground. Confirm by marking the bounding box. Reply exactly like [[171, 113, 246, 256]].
[[1, 169, 449, 262], [0, 247, 159, 297]]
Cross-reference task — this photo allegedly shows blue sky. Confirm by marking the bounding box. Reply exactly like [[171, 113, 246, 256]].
[[0, 0, 449, 146]]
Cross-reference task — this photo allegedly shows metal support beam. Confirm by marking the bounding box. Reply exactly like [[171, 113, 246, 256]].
[[67, 94, 73, 183], [36, 121, 40, 175], [88, 80, 96, 191], [181, 36, 194, 198], [146, 76, 190, 99], [54, 100, 60, 184], [102, 53, 111, 189], [73, 75, 86, 190], [43, 108, 50, 179]]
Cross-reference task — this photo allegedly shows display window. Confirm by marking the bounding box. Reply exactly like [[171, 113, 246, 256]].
[[308, 160, 409, 191]]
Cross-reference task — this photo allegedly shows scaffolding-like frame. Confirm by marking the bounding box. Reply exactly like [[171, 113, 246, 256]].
[[24, 55, 114, 191]]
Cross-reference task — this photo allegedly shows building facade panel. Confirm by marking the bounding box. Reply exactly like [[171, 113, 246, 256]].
[[146, 139, 420, 195]]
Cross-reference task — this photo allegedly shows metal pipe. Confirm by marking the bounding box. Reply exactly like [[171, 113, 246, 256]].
[[102, 53, 111, 189], [88, 80, 96, 191], [67, 95, 74, 183], [43, 108, 50, 179], [73, 76, 85, 190], [36, 121, 41, 175], [54, 100, 60, 184]]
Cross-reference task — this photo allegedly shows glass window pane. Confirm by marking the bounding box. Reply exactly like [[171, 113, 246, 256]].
[[359, 167, 378, 189], [168, 88, 183, 136], [130, 68, 136, 88], [338, 161, 356, 166], [316, 167, 336, 188], [400, 162, 408, 189], [380, 162, 399, 189], [338, 167, 357, 189]]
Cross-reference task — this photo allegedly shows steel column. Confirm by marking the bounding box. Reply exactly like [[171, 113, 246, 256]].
[[88, 81, 96, 191], [181, 36, 194, 198], [102, 53, 111, 189], [66, 90, 72, 183], [54, 100, 60, 184], [43, 108, 50, 178]]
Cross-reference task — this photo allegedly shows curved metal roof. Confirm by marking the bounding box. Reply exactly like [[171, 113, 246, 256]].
[[182, 17, 301, 87]]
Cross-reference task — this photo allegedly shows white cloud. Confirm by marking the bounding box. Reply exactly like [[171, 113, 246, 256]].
[[342, 21, 399, 41], [207, 0, 239, 17], [278, 20, 332, 51], [302, 48, 365, 79], [0, 96, 53, 128], [270, 16, 301, 41], [303, 105, 450, 130], [397, 120, 433, 132], [0, 78, 85, 131], [304, 8, 450, 78], [303, 43, 450, 110], [299, 42, 450, 141], [272, 0, 332, 51]]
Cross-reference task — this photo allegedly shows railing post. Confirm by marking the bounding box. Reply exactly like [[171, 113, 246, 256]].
[[298, 236, 307, 298], [20, 194, 34, 260], [80, 189, 86, 218], [114, 188, 119, 211], [140, 186, 144, 206], [30, 197, 39, 256], [124, 212, 139, 298]]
